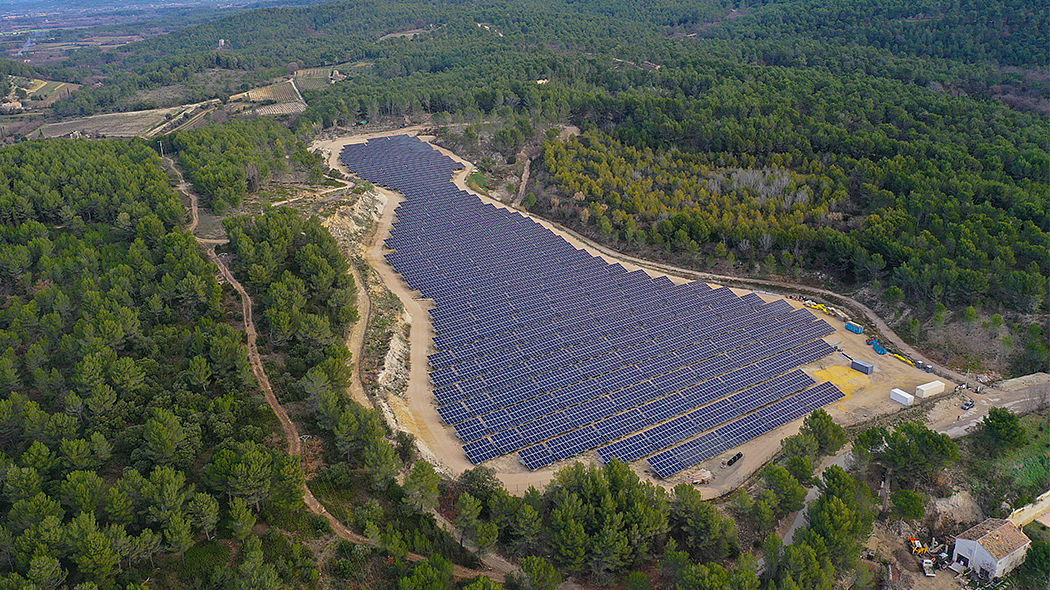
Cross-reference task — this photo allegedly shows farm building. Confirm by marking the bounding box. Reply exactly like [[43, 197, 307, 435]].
[[951, 518, 1030, 580]]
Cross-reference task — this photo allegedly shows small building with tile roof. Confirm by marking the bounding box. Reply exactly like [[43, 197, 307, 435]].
[[951, 518, 1031, 580]]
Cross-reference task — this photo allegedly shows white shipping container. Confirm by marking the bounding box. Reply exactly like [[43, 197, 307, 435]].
[[915, 380, 945, 399], [890, 388, 914, 406]]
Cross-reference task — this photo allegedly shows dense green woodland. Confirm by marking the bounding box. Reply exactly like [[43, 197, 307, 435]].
[[168, 119, 323, 213], [42, 0, 1049, 116], [707, 0, 1048, 68], [0, 140, 312, 588]]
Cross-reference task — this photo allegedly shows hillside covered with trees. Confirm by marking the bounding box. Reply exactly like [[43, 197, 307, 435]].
[[168, 118, 324, 213], [0, 0, 1047, 588], [0, 140, 314, 587]]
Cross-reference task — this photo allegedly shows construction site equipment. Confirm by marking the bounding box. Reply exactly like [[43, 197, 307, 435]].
[[872, 340, 887, 355], [892, 353, 915, 366], [922, 559, 936, 577], [929, 539, 946, 555], [915, 380, 945, 399], [851, 359, 874, 375], [845, 322, 864, 334], [890, 388, 915, 406], [908, 538, 928, 555]]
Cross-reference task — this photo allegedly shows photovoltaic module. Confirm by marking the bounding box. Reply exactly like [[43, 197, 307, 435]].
[[341, 135, 844, 477]]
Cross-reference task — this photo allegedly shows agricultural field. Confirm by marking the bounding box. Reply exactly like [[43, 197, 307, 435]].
[[228, 79, 306, 117], [253, 101, 307, 116], [4, 75, 78, 108], [293, 61, 372, 90], [29, 103, 193, 138], [232, 79, 301, 103]]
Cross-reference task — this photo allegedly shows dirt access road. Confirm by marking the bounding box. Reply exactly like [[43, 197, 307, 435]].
[[345, 263, 372, 407], [170, 157, 503, 582]]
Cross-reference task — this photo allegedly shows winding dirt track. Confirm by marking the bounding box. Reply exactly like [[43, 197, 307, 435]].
[[346, 263, 372, 407], [169, 157, 501, 582]]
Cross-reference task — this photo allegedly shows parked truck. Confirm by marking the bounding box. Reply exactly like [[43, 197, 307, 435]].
[[922, 559, 936, 577]]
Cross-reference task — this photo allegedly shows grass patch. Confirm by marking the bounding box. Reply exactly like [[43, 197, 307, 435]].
[[177, 541, 232, 583], [962, 410, 1050, 514], [1025, 521, 1050, 543], [994, 411, 1050, 494], [308, 479, 358, 527], [466, 170, 490, 196]]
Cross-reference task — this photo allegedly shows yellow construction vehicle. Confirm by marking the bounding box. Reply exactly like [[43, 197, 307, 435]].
[[908, 538, 928, 555]]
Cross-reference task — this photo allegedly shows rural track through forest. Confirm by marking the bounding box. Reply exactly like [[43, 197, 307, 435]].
[[168, 156, 504, 582], [346, 262, 372, 407]]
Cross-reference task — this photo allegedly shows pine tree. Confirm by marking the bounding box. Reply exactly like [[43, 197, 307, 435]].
[[229, 497, 256, 540], [512, 504, 541, 554], [980, 407, 1026, 451], [363, 440, 399, 491], [236, 537, 279, 590], [455, 493, 481, 543], [163, 513, 194, 555], [474, 521, 499, 557], [800, 410, 847, 455], [26, 555, 66, 590], [403, 461, 440, 513], [520, 555, 561, 590], [142, 408, 186, 466], [188, 492, 220, 539], [588, 514, 629, 583]]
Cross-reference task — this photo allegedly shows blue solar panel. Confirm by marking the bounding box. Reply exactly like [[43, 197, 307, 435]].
[[463, 438, 499, 464], [519, 444, 555, 470], [645, 382, 845, 478], [342, 136, 844, 469]]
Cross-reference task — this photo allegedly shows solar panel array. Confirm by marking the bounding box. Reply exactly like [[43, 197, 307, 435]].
[[341, 135, 845, 478]]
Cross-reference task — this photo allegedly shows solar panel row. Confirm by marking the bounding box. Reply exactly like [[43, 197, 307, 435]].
[[647, 381, 845, 477], [341, 136, 844, 472]]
